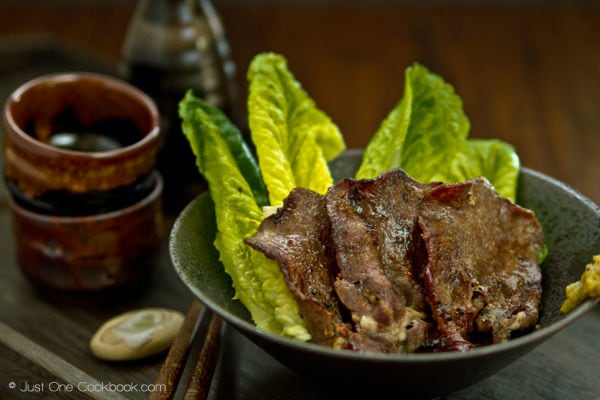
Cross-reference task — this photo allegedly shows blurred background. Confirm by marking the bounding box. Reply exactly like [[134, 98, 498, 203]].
[[0, 0, 599, 204]]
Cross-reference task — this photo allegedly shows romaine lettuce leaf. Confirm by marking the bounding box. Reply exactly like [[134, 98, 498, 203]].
[[354, 77, 413, 181], [181, 91, 269, 207], [179, 92, 310, 340], [356, 63, 519, 202], [444, 139, 520, 202], [247, 53, 345, 206]]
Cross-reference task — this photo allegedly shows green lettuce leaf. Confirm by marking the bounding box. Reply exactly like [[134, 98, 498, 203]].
[[179, 92, 310, 340], [180, 91, 269, 207], [444, 139, 520, 202], [356, 63, 469, 181], [247, 53, 345, 206], [356, 63, 519, 202]]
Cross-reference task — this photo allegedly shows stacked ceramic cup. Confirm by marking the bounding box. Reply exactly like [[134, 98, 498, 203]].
[[2, 72, 163, 292]]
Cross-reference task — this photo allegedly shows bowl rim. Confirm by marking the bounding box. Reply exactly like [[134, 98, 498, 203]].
[[170, 163, 599, 363]]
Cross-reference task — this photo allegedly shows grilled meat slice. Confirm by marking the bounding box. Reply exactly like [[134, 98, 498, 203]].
[[325, 170, 436, 353], [419, 178, 543, 350], [245, 188, 352, 348], [246, 168, 543, 354]]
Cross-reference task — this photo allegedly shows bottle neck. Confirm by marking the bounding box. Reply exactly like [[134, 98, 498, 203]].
[[136, 0, 198, 24]]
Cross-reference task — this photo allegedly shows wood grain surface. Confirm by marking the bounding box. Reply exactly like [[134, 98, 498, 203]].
[[0, 1, 598, 399]]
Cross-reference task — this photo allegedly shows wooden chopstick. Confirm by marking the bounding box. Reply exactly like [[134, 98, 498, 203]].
[[183, 313, 223, 400], [149, 299, 205, 400]]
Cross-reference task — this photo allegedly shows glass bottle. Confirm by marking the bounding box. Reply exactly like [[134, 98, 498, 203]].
[[120, 0, 238, 210]]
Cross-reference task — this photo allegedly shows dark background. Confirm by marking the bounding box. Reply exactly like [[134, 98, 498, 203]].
[[1, 0, 599, 204]]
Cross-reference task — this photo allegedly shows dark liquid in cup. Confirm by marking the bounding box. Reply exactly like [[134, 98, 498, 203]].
[[29, 108, 142, 152]]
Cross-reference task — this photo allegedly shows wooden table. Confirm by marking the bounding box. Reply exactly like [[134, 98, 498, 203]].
[[0, 1, 599, 399]]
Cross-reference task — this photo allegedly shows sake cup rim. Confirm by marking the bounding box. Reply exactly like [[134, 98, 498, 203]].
[[2, 71, 160, 161]]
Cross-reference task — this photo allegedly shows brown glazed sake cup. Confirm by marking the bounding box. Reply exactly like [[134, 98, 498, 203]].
[[2, 72, 163, 292]]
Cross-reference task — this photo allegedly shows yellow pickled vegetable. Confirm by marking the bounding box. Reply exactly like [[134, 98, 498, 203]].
[[560, 255, 600, 313]]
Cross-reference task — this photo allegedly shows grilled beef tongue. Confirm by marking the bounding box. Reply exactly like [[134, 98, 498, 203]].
[[245, 188, 353, 348], [246, 169, 543, 354], [419, 178, 543, 350], [325, 170, 437, 353]]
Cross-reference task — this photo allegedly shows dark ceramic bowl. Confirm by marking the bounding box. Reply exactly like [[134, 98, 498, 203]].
[[170, 150, 599, 399]]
